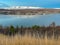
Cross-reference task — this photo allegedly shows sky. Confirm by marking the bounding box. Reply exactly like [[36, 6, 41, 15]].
[[0, 0, 60, 8]]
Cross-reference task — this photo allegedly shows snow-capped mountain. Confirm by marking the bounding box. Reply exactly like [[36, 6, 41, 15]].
[[53, 8, 60, 9], [4, 6, 44, 9]]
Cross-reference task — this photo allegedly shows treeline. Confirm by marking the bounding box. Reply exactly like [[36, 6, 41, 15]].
[[0, 22, 60, 39]]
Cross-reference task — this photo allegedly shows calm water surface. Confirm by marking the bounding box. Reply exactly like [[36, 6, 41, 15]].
[[0, 14, 60, 27]]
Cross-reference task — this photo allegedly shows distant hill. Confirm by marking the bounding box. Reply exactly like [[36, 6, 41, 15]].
[[0, 6, 60, 15]]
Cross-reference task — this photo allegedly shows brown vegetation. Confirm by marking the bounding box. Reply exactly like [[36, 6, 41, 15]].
[[0, 22, 60, 45], [0, 22, 60, 39], [0, 34, 60, 45]]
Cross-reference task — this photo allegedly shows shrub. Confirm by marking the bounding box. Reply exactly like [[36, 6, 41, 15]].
[[9, 25, 15, 35]]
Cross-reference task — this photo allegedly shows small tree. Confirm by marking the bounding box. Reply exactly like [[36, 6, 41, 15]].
[[9, 25, 15, 35], [32, 25, 40, 30]]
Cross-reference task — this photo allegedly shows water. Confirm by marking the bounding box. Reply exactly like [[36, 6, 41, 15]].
[[0, 14, 60, 27]]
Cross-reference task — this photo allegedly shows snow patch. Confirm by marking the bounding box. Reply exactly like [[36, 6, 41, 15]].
[[4, 6, 44, 9]]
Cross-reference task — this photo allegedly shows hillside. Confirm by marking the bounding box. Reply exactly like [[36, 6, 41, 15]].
[[0, 6, 60, 15]]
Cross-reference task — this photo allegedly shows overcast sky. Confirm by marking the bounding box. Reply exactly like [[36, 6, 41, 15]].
[[0, 0, 60, 8]]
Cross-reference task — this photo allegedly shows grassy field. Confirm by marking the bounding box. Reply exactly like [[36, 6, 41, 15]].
[[0, 34, 60, 45]]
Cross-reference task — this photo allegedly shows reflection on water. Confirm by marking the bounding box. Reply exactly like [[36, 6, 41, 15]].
[[0, 14, 60, 26]]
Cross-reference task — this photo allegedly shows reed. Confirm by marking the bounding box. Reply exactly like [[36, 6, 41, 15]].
[[0, 34, 60, 45]]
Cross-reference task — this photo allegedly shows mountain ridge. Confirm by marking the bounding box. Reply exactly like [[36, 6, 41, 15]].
[[4, 6, 44, 9]]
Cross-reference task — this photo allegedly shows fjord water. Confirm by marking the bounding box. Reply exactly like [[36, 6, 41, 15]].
[[0, 14, 60, 27]]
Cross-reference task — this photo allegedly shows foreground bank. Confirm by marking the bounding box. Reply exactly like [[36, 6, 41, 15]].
[[0, 34, 60, 45]]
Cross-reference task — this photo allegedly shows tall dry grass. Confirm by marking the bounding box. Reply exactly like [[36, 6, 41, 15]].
[[0, 34, 60, 45]]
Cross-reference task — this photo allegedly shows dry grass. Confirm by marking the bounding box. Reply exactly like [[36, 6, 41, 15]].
[[0, 34, 60, 45]]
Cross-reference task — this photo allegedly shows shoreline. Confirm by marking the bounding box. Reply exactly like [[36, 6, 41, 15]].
[[0, 9, 60, 15]]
